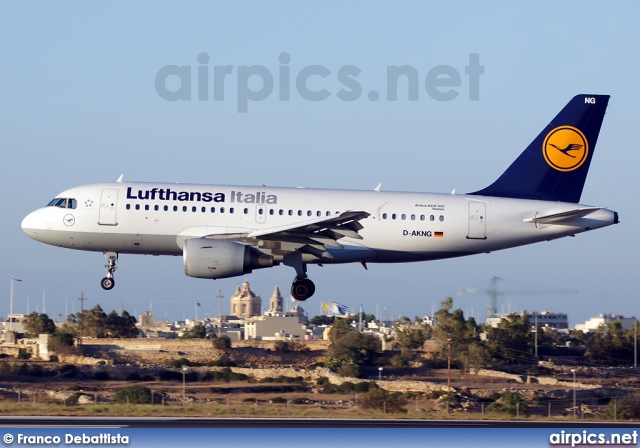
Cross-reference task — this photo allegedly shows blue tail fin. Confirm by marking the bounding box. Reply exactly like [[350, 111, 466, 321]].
[[470, 94, 609, 203]]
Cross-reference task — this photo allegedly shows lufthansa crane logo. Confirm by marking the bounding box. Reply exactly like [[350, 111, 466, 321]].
[[63, 214, 76, 227], [542, 126, 588, 172]]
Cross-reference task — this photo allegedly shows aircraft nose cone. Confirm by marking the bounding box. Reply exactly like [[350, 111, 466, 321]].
[[21, 211, 41, 241]]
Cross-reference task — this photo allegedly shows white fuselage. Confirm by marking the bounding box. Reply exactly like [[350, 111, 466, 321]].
[[21, 181, 617, 264]]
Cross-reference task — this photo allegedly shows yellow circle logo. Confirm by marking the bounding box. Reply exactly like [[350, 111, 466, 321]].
[[542, 126, 588, 172]]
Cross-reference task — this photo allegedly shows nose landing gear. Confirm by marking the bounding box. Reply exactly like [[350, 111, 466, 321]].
[[101, 252, 118, 291]]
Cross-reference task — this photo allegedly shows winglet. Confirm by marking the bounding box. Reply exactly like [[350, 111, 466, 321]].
[[116, 174, 124, 183], [374, 183, 382, 192]]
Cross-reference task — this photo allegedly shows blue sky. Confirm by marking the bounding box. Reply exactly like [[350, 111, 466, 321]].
[[2, 2, 638, 326]]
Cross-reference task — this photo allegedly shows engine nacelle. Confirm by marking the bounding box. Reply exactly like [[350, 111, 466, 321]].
[[183, 238, 274, 279]]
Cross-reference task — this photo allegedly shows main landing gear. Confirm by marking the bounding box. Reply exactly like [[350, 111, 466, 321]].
[[101, 252, 118, 291], [291, 275, 315, 301], [285, 253, 316, 301]]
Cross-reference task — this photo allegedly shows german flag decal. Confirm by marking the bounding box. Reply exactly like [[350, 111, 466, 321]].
[[434, 232, 444, 238]]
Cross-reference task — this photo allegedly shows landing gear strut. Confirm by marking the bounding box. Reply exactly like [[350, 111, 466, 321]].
[[101, 252, 118, 291]]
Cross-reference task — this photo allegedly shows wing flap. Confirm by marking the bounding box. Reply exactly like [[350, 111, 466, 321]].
[[203, 209, 371, 260]]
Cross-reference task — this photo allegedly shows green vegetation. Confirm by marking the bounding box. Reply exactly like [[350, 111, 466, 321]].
[[23, 312, 56, 337], [486, 391, 529, 416], [359, 388, 407, 413], [212, 335, 232, 349], [273, 340, 310, 352], [62, 305, 138, 338], [114, 385, 159, 404], [180, 325, 206, 339], [604, 394, 640, 420]]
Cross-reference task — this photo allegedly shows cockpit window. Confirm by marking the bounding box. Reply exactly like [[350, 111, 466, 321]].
[[46, 198, 77, 209]]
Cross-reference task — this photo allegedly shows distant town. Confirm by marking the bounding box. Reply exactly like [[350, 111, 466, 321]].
[[2, 280, 636, 344], [1, 279, 639, 420]]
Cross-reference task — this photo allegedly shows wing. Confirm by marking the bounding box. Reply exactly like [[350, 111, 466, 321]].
[[209, 209, 373, 261]]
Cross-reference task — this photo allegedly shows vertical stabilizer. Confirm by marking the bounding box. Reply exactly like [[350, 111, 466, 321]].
[[470, 94, 609, 203]]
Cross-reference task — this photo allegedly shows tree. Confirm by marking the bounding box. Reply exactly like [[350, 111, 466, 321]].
[[336, 363, 360, 378], [48, 331, 81, 356], [486, 391, 529, 416], [181, 325, 206, 339], [212, 335, 231, 349], [309, 315, 335, 326], [328, 331, 381, 366], [458, 341, 492, 371], [360, 388, 407, 413], [114, 385, 159, 404], [106, 310, 139, 338], [328, 317, 352, 342], [395, 327, 428, 349], [64, 306, 137, 338], [430, 297, 481, 367], [586, 321, 634, 366], [484, 313, 532, 364], [22, 312, 56, 337], [605, 394, 640, 420]]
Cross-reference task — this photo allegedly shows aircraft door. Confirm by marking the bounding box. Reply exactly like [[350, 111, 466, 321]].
[[99, 188, 119, 226], [255, 205, 266, 224], [467, 202, 486, 239]]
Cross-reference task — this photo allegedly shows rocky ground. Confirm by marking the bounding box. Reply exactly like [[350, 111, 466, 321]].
[[0, 338, 637, 417]]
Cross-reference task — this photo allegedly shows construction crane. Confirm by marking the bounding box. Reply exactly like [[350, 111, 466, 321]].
[[458, 277, 577, 323]]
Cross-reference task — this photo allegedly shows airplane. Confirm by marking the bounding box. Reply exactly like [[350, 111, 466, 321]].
[[21, 94, 619, 301]]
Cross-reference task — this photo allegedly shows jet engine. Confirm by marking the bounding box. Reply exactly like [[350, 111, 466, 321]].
[[183, 238, 274, 279]]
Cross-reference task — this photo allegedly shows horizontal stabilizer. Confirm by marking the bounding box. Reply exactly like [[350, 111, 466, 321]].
[[523, 207, 603, 224]]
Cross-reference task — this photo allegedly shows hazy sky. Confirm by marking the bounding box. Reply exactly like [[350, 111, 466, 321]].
[[2, 2, 638, 327]]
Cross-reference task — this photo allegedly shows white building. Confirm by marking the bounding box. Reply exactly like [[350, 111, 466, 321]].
[[575, 314, 638, 333], [244, 306, 307, 340], [486, 310, 568, 329]]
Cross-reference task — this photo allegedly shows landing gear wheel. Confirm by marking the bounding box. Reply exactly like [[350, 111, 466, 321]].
[[101, 277, 115, 291], [291, 278, 315, 301]]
